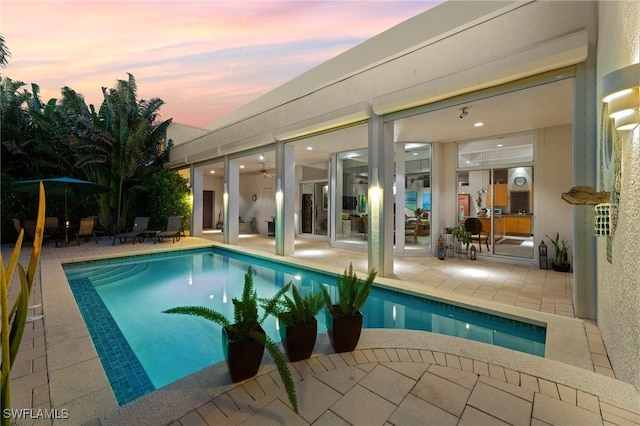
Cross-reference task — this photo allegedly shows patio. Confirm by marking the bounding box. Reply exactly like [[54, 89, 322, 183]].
[[4, 234, 639, 425]]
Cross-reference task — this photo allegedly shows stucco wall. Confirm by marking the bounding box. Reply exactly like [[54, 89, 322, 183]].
[[534, 125, 574, 262], [596, 1, 640, 391]]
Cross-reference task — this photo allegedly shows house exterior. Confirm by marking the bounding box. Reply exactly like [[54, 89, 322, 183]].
[[166, 1, 640, 391]]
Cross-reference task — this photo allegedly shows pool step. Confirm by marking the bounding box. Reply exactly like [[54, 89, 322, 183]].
[[66, 263, 149, 287]]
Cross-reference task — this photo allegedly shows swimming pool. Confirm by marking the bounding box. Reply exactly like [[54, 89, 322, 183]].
[[63, 247, 545, 405]]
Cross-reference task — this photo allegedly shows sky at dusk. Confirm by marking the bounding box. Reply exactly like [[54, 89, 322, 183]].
[[1, 1, 438, 128]]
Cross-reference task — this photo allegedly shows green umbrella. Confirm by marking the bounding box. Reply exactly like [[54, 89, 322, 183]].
[[11, 177, 109, 244]]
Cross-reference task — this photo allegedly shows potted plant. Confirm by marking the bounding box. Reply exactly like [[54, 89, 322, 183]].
[[321, 264, 377, 353], [261, 282, 324, 362], [163, 267, 298, 413], [452, 225, 472, 254], [546, 232, 571, 272]]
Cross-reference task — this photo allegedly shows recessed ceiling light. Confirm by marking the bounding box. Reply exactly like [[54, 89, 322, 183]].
[[259, 154, 264, 161], [474, 122, 484, 127], [306, 146, 313, 150], [413, 152, 418, 156], [240, 165, 245, 169], [210, 170, 215, 174], [497, 144, 503, 147]]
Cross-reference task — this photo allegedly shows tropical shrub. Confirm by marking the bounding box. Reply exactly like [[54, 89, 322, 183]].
[[1, 183, 45, 426]]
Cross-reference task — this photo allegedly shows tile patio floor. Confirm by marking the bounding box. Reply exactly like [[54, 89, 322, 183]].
[[3, 234, 639, 425]]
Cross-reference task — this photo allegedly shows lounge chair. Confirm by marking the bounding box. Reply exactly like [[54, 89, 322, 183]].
[[156, 216, 182, 243], [86, 215, 109, 240], [75, 217, 99, 245], [113, 217, 149, 245]]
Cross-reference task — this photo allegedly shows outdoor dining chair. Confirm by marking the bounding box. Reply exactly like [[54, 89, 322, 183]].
[[75, 217, 99, 245]]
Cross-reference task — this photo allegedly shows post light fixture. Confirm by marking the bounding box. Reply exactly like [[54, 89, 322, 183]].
[[602, 63, 640, 131]]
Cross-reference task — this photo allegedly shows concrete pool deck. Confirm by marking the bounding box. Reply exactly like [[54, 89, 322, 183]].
[[4, 235, 640, 425]]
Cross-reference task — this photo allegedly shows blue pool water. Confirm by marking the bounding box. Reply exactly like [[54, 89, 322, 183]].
[[63, 247, 545, 405]]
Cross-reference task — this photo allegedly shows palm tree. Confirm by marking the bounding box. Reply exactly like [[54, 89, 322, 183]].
[[71, 73, 172, 230], [1, 79, 77, 178], [0, 34, 10, 69]]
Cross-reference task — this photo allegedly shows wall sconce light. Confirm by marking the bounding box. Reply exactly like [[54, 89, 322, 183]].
[[602, 63, 640, 131]]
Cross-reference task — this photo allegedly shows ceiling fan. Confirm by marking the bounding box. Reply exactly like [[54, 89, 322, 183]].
[[260, 163, 274, 178]]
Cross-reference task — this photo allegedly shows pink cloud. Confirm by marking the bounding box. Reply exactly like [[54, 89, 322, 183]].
[[2, 1, 439, 127]]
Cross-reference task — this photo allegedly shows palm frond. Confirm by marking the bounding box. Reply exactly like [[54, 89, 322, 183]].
[[162, 306, 230, 328]]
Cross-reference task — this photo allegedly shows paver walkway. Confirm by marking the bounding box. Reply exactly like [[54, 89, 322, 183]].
[[3, 236, 639, 425], [104, 332, 639, 426]]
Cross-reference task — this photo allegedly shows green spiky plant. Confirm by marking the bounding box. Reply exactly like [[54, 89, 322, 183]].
[[546, 232, 570, 267], [321, 263, 377, 317], [261, 282, 324, 327], [163, 267, 298, 414], [1, 183, 46, 426], [260, 283, 325, 362]]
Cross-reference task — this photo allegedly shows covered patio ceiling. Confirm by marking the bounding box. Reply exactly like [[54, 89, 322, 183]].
[[200, 77, 573, 176]]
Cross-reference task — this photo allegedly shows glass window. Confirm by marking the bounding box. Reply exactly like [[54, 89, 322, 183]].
[[395, 143, 432, 251], [336, 149, 368, 243]]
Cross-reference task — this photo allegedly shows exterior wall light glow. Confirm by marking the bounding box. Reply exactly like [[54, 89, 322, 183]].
[[602, 63, 640, 131]]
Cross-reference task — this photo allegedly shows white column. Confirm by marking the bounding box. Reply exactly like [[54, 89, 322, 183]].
[[395, 143, 406, 253], [224, 157, 239, 244], [329, 154, 340, 242], [190, 166, 204, 237], [275, 142, 295, 255], [573, 62, 597, 319], [368, 115, 394, 277]]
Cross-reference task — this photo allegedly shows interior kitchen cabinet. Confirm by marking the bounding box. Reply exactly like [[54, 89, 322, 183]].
[[489, 184, 508, 206], [503, 215, 532, 236]]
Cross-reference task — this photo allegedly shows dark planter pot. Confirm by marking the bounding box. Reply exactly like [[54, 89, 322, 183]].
[[222, 325, 265, 383], [551, 262, 571, 273], [279, 317, 318, 362], [325, 307, 363, 353]]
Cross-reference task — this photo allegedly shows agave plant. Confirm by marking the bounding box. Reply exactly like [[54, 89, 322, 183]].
[[163, 267, 298, 413], [1, 183, 46, 426]]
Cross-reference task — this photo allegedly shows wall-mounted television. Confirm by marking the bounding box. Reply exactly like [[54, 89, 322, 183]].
[[342, 195, 357, 210]]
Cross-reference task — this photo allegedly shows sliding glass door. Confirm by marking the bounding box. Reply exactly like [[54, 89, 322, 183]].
[[457, 133, 534, 259]]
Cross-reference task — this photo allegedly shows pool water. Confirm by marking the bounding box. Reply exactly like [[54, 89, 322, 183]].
[[63, 247, 545, 405]]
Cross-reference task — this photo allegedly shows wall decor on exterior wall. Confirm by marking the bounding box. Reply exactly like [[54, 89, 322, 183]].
[[599, 103, 622, 263]]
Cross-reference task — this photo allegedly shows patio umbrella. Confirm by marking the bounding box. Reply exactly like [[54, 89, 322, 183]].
[[10, 177, 110, 244]]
